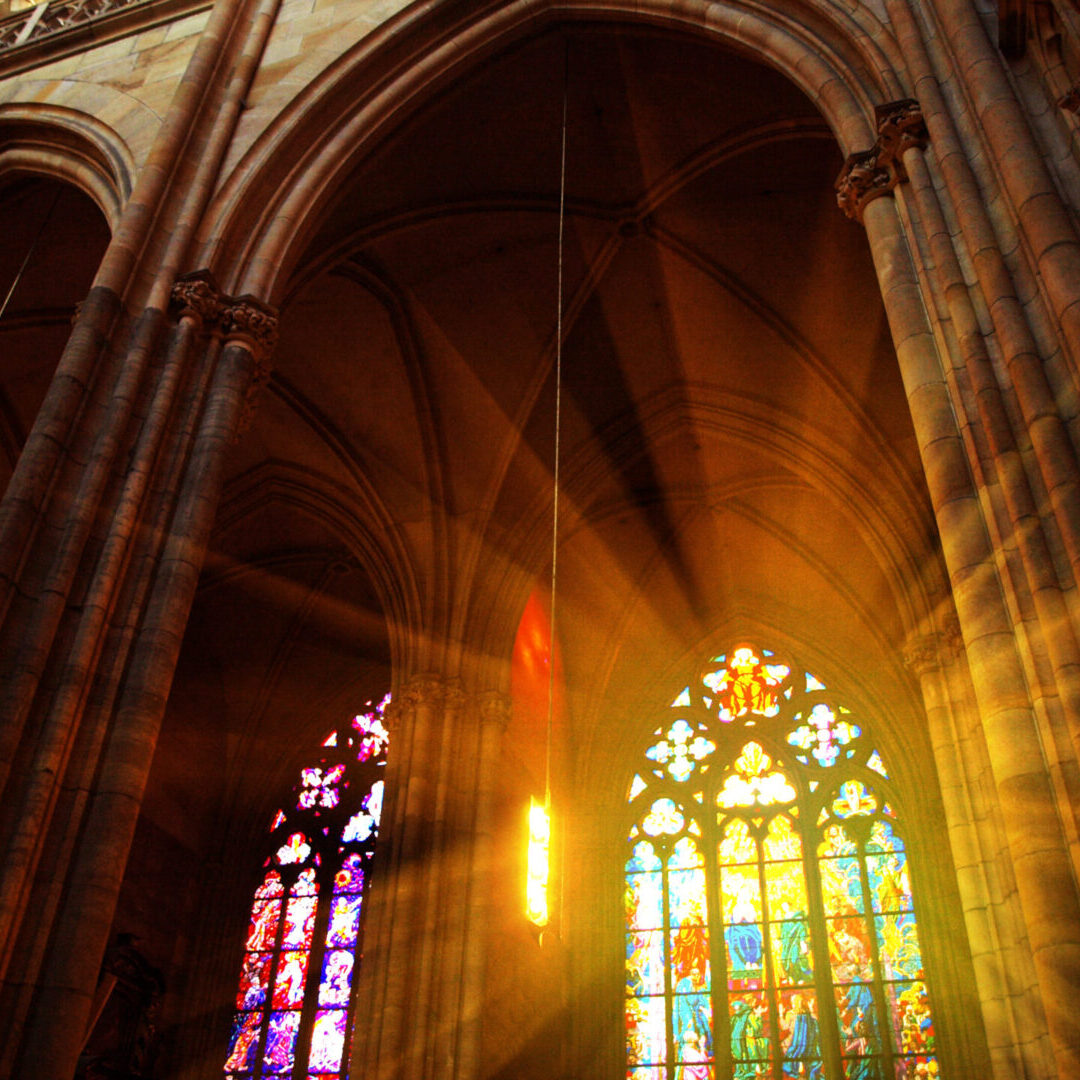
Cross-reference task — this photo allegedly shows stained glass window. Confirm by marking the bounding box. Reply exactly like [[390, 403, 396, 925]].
[[625, 645, 938, 1080], [225, 695, 390, 1080]]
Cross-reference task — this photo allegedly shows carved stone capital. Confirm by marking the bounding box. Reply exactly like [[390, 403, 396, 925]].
[[836, 149, 894, 221], [223, 295, 279, 360], [903, 623, 963, 676], [836, 99, 928, 222], [170, 270, 225, 328], [476, 690, 511, 731], [401, 673, 447, 709]]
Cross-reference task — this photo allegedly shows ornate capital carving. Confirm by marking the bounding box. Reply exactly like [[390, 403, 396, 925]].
[[170, 270, 225, 328], [476, 690, 511, 731], [836, 99, 928, 222], [875, 98, 928, 162], [836, 150, 894, 221], [903, 620, 963, 676], [223, 295, 279, 361], [903, 634, 943, 677], [401, 673, 447, 709]]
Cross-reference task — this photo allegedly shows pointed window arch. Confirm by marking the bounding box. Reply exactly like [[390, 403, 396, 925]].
[[224, 695, 390, 1080], [624, 645, 938, 1080]]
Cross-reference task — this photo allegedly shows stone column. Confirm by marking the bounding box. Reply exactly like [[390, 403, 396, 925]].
[[0, 274, 277, 1080], [456, 690, 509, 1080], [846, 136, 1080, 1072], [903, 627, 1057, 1078]]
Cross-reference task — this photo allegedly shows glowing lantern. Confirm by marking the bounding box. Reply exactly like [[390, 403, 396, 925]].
[[526, 797, 551, 927]]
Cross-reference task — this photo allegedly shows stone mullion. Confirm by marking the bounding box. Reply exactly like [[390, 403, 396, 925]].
[[862, 191, 1080, 1076], [8, 297, 274, 1080], [456, 691, 509, 1080], [0, 306, 208, 992], [904, 632, 1050, 1078]]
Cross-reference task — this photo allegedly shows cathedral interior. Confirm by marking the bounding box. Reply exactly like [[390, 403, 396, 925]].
[[1, 0, 1080, 1078]]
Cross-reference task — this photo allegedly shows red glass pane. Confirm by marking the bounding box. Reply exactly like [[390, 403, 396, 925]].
[[271, 951, 310, 1008]]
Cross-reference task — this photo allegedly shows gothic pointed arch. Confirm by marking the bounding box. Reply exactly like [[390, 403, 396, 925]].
[[224, 696, 390, 1080], [625, 642, 938, 1079]]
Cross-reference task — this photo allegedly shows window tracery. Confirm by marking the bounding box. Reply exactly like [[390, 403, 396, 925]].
[[625, 645, 936, 1080], [225, 695, 390, 1080]]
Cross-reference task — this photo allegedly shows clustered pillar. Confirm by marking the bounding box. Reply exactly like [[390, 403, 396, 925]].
[[350, 675, 507, 1080], [839, 87, 1080, 1077], [0, 272, 277, 1080]]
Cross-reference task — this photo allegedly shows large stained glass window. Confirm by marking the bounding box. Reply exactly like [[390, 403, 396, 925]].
[[625, 645, 937, 1080], [225, 695, 390, 1080]]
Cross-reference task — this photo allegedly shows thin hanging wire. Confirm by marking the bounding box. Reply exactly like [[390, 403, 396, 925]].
[[0, 184, 62, 323], [545, 48, 569, 816]]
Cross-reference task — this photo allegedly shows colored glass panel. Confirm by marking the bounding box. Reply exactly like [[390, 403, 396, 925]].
[[729, 992, 770, 1063], [623, 647, 941, 1080], [225, 1012, 262, 1072], [627, 931, 667, 996], [762, 815, 801, 862], [820, 857, 864, 916], [672, 992, 713, 1059], [263, 1010, 301, 1073], [875, 913, 923, 980], [276, 833, 312, 866], [827, 918, 874, 982], [717, 743, 795, 808], [643, 798, 685, 836], [283, 896, 317, 949], [779, 990, 821, 1075], [671, 924, 710, 992], [718, 819, 756, 864], [867, 820, 904, 854], [719, 863, 762, 924], [272, 951, 310, 1008], [628, 840, 662, 873], [836, 981, 880, 1052], [669, 867, 706, 926], [627, 995, 668, 1064], [326, 894, 362, 948], [704, 645, 789, 721], [894, 1057, 937, 1079], [318, 949, 354, 1007], [309, 1009, 347, 1072], [832, 782, 877, 819], [335, 854, 363, 892], [246, 900, 282, 952], [820, 824, 858, 858], [675, 1065, 714, 1080], [627, 870, 664, 929], [887, 982, 934, 1055], [844, 1060, 884, 1079], [867, 851, 912, 913], [772, 919, 813, 986], [763, 860, 807, 918], [238, 952, 274, 1009]]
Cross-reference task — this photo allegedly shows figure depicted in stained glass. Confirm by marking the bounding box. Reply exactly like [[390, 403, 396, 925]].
[[730, 998, 768, 1076], [778, 913, 812, 985], [781, 994, 821, 1078]]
